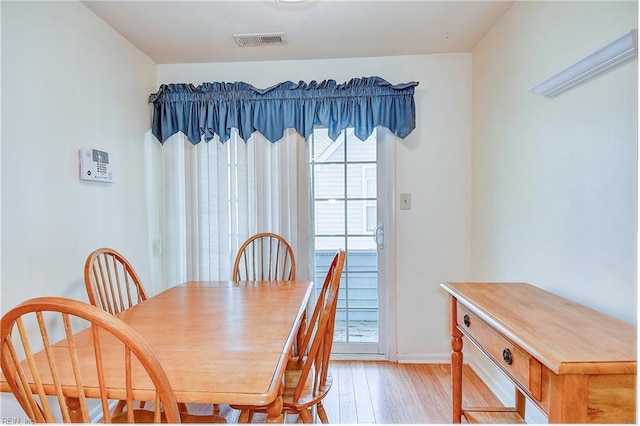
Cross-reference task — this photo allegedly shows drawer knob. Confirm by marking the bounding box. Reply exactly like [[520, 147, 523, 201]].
[[463, 314, 470, 327], [502, 348, 513, 365]]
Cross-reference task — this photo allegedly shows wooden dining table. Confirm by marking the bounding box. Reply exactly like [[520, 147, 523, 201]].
[[0, 280, 314, 423]]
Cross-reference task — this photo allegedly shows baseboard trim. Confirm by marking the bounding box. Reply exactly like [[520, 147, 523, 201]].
[[396, 353, 450, 364], [330, 353, 388, 361], [329, 352, 450, 363]]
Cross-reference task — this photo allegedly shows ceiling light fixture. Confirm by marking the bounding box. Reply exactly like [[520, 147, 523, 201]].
[[530, 29, 637, 98], [275, 0, 309, 4]]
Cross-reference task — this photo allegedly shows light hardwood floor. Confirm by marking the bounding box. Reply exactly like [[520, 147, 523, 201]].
[[185, 361, 503, 423]]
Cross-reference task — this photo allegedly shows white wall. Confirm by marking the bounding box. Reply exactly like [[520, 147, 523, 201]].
[[157, 53, 473, 361], [470, 1, 637, 420], [1, 1, 158, 417], [472, 0, 637, 323]]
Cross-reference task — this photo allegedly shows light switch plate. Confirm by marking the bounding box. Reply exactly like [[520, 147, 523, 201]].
[[400, 193, 411, 210]]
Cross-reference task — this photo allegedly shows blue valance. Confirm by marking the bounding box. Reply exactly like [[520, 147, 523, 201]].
[[149, 76, 418, 144]]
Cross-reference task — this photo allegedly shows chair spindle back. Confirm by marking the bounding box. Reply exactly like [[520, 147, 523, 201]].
[[233, 233, 296, 281], [0, 297, 180, 423], [84, 248, 147, 315], [292, 249, 344, 402]]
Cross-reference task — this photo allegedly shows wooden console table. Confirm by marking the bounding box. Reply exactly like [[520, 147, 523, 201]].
[[441, 282, 636, 423]]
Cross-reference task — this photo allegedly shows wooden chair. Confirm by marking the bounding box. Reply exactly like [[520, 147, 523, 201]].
[[84, 247, 169, 415], [84, 247, 147, 316], [233, 249, 345, 423], [0, 297, 226, 423], [232, 233, 296, 281]]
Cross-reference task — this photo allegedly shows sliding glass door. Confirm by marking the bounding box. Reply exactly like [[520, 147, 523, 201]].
[[309, 127, 389, 356]]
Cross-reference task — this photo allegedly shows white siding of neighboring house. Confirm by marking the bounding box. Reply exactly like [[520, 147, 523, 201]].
[[314, 130, 377, 251]]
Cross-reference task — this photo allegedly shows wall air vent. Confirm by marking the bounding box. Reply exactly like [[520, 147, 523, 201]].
[[233, 32, 286, 47]]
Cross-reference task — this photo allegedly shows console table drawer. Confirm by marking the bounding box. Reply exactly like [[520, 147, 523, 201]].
[[457, 305, 542, 401]]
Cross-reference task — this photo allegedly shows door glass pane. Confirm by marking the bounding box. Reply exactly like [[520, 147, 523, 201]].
[[314, 164, 345, 198], [311, 128, 345, 162], [344, 238, 378, 343], [346, 200, 377, 235], [314, 200, 345, 235], [345, 164, 376, 198], [347, 130, 376, 161]]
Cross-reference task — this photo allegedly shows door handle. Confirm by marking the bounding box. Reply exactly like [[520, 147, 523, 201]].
[[374, 225, 384, 249]]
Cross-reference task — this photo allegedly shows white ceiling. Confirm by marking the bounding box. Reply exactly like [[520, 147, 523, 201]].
[[81, 0, 515, 64]]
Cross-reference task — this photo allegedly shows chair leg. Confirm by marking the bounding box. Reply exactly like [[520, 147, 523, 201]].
[[213, 404, 220, 415], [316, 403, 329, 423], [238, 409, 251, 423], [298, 408, 313, 423], [112, 400, 126, 416]]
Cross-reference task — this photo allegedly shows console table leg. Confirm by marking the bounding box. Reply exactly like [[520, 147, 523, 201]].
[[515, 388, 526, 419], [451, 298, 463, 423]]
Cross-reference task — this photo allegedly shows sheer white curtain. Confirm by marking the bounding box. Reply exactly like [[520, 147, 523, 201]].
[[159, 129, 309, 289]]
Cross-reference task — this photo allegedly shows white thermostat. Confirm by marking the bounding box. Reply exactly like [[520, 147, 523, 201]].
[[79, 148, 115, 182]]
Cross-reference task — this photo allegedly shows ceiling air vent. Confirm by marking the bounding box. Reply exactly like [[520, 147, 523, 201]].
[[234, 32, 286, 47]]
